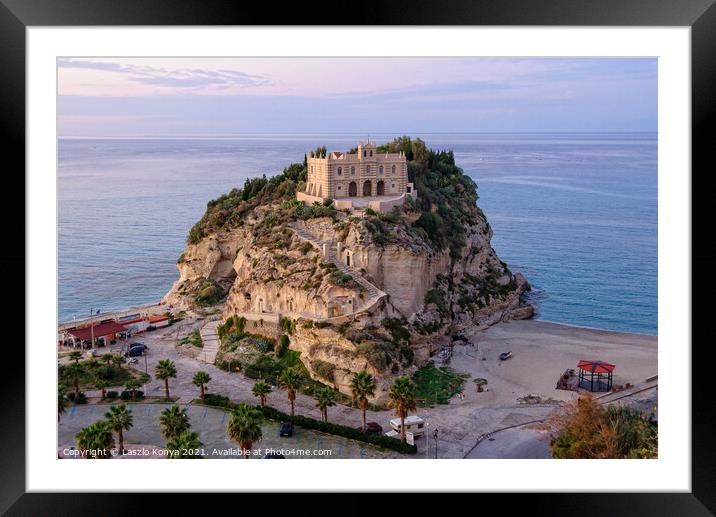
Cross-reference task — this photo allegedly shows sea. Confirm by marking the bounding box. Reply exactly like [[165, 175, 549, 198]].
[[58, 133, 657, 335]]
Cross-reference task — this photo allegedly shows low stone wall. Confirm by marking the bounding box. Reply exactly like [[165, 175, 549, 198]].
[[297, 191, 415, 213], [367, 193, 409, 213], [296, 191, 324, 205]]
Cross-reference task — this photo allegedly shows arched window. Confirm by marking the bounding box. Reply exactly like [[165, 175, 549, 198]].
[[369, 150, 373, 157], [351, 166, 355, 176], [337, 167, 342, 176], [379, 166, 384, 175], [363, 150, 366, 157], [392, 165, 396, 174]]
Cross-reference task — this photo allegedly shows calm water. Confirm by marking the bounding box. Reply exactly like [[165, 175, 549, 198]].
[[58, 133, 657, 334]]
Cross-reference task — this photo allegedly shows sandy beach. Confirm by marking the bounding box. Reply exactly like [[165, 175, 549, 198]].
[[454, 319, 658, 407]]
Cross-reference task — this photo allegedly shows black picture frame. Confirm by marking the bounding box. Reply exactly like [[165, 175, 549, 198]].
[[3, 0, 714, 513]]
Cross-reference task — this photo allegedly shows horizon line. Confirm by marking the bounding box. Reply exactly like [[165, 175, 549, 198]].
[[58, 130, 658, 140]]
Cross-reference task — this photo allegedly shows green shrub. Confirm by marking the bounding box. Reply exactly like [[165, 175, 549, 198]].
[[356, 342, 388, 370], [258, 405, 417, 455], [279, 316, 297, 335], [202, 393, 232, 408], [179, 330, 203, 348], [120, 390, 144, 400], [196, 282, 225, 306], [275, 334, 290, 357], [244, 355, 283, 381], [311, 360, 336, 382]]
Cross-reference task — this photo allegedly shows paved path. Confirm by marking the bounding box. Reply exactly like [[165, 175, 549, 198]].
[[197, 320, 220, 364]]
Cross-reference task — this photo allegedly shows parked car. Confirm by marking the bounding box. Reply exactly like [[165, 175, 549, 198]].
[[499, 351, 513, 361], [124, 346, 145, 358], [129, 342, 147, 350], [279, 422, 294, 437], [357, 422, 383, 434]]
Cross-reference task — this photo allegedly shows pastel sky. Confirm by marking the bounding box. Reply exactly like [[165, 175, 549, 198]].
[[57, 57, 657, 136]]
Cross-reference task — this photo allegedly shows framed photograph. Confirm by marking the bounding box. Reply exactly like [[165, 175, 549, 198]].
[[5, 0, 714, 512]]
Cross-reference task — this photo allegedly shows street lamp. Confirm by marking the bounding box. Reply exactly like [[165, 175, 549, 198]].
[[433, 428, 439, 459]]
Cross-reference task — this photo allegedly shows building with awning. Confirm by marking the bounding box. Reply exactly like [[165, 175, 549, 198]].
[[577, 359, 615, 392], [64, 321, 128, 348]]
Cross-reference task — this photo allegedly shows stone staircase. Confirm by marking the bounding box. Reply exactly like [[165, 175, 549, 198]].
[[288, 223, 386, 316], [197, 319, 221, 364]]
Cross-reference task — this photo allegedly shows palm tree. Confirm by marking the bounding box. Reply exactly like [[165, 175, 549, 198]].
[[95, 379, 109, 400], [166, 430, 204, 459], [350, 370, 376, 431], [192, 371, 211, 400], [75, 420, 114, 459], [65, 362, 83, 396], [112, 355, 125, 370], [69, 351, 82, 363], [160, 405, 190, 440], [58, 384, 69, 421], [155, 359, 177, 399], [315, 387, 338, 423], [279, 367, 303, 417], [227, 403, 263, 459], [388, 376, 417, 443], [100, 353, 114, 366], [104, 404, 133, 455], [125, 379, 142, 400], [252, 380, 272, 407]]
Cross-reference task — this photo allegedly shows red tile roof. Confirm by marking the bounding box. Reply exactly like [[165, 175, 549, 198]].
[[577, 360, 615, 374], [67, 321, 128, 340]]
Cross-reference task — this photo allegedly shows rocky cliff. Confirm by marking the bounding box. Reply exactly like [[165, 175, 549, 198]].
[[164, 137, 533, 402]]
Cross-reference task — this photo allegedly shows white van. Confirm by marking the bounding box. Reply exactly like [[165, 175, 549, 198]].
[[389, 415, 426, 437]]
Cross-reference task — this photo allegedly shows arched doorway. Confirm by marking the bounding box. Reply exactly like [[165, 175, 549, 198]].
[[348, 181, 357, 197], [376, 180, 385, 196], [362, 180, 372, 197], [345, 251, 351, 267]]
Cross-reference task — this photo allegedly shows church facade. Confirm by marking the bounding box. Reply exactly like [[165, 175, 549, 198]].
[[297, 141, 416, 211]]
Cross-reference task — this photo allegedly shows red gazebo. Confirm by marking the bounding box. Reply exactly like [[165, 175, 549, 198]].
[[577, 360, 615, 392]]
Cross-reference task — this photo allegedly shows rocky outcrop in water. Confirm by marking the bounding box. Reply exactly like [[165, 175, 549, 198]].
[[163, 138, 533, 402]]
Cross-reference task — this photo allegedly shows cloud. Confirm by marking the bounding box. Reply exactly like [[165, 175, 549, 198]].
[[57, 58, 272, 91]]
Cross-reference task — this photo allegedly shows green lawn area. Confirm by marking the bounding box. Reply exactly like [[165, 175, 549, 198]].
[[412, 363, 469, 407], [59, 359, 149, 390]]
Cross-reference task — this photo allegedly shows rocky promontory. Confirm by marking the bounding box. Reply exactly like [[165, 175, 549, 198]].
[[164, 137, 533, 402]]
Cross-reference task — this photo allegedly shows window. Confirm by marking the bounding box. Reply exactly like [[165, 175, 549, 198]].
[[379, 166, 384, 175], [392, 183, 395, 188], [351, 166, 355, 176], [337, 167, 342, 176], [365, 166, 370, 174], [363, 150, 366, 157], [338, 185, 342, 190], [369, 150, 373, 157], [392, 165, 396, 174]]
